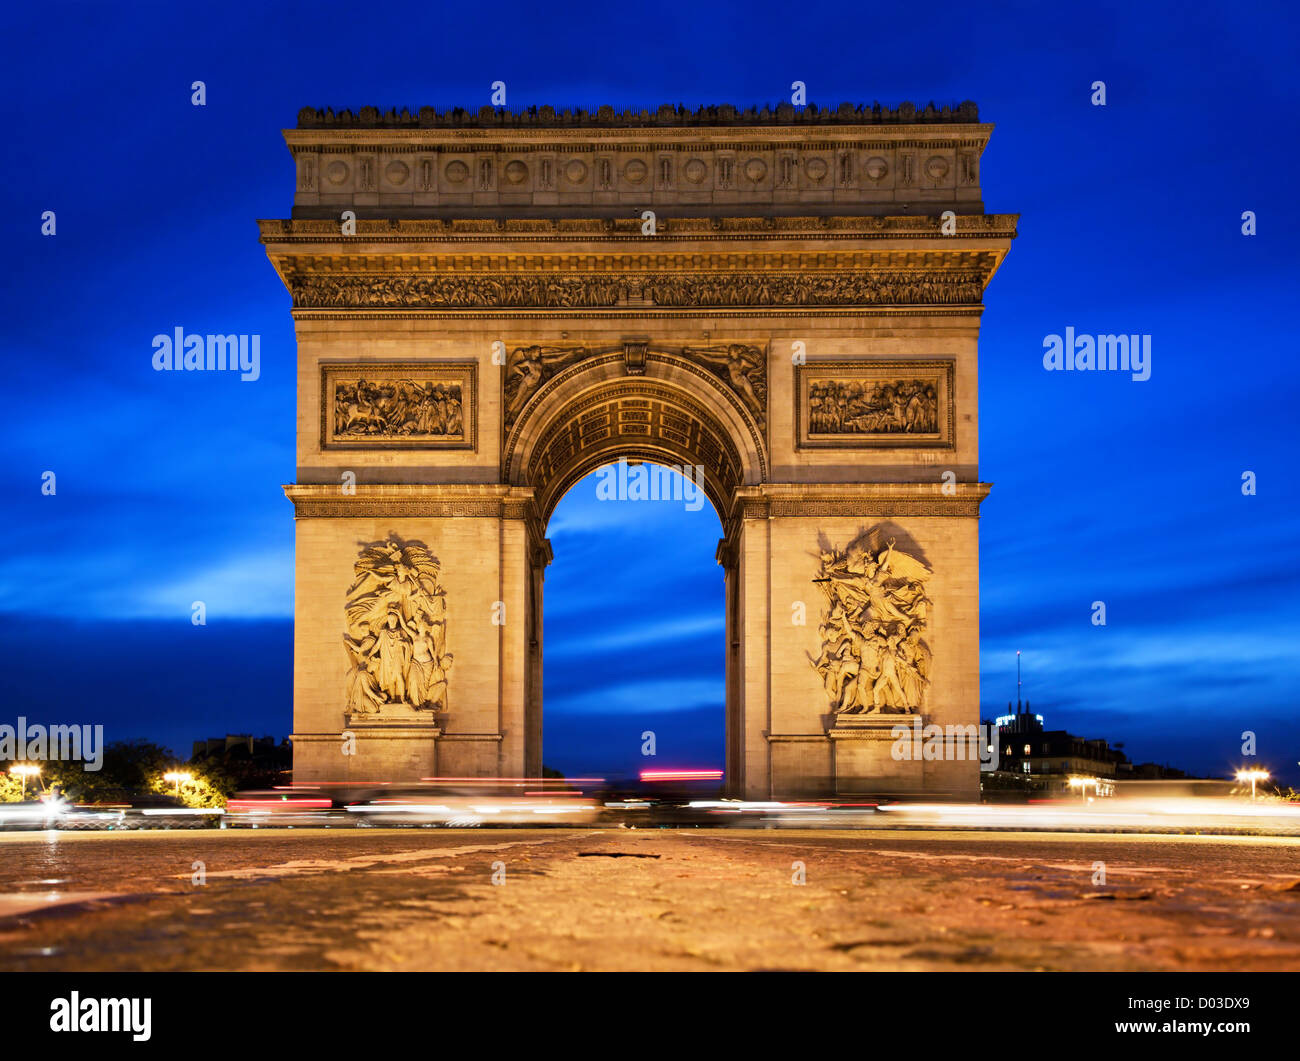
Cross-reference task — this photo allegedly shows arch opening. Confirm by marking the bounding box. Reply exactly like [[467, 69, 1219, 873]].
[[540, 460, 727, 781], [507, 353, 761, 794]]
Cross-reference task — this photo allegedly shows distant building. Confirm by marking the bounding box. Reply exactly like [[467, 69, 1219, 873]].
[[1001, 705, 1125, 777], [1118, 761, 1188, 780], [983, 699, 1127, 796], [982, 657, 1201, 797], [192, 734, 279, 758], [191, 734, 291, 789]]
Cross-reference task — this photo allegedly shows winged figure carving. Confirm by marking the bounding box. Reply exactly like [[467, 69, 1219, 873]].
[[502, 345, 590, 425], [811, 532, 933, 715], [682, 343, 767, 423]]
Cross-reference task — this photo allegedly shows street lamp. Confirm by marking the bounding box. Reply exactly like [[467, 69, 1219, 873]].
[[1235, 768, 1269, 801], [9, 763, 41, 799], [163, 771, 193, 797], [1067, 775, 1099, 803]]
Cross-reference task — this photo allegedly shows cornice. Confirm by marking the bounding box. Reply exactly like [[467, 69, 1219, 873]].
[[283, 483, 542, 522], [282, 481, 993, 521], [259, 214, 1019, 245], [268, 250, 1004, 272], [731, 482, 992, 519], [259, 221, 1014, 313], [287, 306, 986, 321], [283, 127, 994, 152]]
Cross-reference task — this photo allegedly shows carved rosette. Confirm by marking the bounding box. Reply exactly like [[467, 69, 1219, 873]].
[[343, 535, 452, 719], [811, 530, 933, 717]]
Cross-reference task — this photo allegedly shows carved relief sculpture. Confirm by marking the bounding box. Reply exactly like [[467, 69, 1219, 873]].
[[795, 360, 954, 449], [289, 271, 985, 311], [812, 532, 933, 716], [335, 379, 463, 437], [681, 343, 767, 425], [343, 536, 453, 717], [809, 378, 939, 434], [644, 272, 983, 308], [321, 363, 476, 449], [503, 345, 590, 425]]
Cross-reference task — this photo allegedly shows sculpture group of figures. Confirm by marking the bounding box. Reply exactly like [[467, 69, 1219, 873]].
[[811, 536, 933, 714], [292, 272, 985, 311], [644, 272, 985, 307], [808, 379, 938, 435], [343, 537, 453, 715], [334, 379, 464, 438], [296, 274, 622, 309]]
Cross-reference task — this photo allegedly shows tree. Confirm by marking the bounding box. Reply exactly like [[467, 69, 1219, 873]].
[[41, 740, 175, 802], [3, 739, 242, 808], [0, 771, 27, 803], [146, 765, 234, 809]]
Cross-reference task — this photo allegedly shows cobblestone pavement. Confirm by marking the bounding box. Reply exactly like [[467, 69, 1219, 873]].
[[1, 828, 1298, 971]]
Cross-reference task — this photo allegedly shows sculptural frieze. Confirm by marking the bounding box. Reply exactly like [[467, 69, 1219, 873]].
[[811, 532, 933, 716], [294, 274, 622, 310], [644, 272, 984, 308], [343, 536, 452, 717], [289, 271, 986, 311]]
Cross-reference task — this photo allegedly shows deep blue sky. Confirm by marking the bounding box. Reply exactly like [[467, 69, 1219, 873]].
[[2, 0, 1296, 783]]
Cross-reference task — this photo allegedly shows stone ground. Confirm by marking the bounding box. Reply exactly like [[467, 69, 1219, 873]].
[[1, 827, 1298, 971]]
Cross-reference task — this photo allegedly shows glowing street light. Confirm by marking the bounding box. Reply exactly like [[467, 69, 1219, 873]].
[[1067, 775, 1100, 803], [1236, 768, 1269, 801], [9, 763, 41, 799], [163, 771, 193, 796]]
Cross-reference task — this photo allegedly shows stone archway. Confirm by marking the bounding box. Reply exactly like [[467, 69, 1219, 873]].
[[502, 346, 766, 790], [504, 344, 767, 523], [268, 100, 1014, 800]]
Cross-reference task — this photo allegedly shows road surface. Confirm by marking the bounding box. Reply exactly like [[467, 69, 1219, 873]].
[[1, 827, 1297, 971]]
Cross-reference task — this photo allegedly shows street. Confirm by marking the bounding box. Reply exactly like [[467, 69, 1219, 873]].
[[1, 827, 1298, 971]]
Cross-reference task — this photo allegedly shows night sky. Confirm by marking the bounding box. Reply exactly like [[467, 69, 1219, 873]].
[[3, 1, 1296, 784]]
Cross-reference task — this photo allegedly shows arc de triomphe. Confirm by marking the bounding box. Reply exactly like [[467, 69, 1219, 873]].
[[261, 101, 1015, 799]]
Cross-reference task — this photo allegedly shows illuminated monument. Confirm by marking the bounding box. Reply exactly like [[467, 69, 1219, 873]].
[[260, 102, 1015, 798]]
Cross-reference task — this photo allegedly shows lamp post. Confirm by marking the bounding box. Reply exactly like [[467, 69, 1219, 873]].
[[8, 763, 40, 799], [1067, 775, 1098, 804], [1235, 768, 1269, 801], [163, 771, 193, 797]]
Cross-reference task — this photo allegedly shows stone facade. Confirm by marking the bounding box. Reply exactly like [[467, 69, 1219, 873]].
[[263, 102, 1015, 799]]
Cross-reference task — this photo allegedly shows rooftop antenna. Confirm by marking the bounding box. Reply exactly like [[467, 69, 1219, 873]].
[[1016, 650, 1022, 714]]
